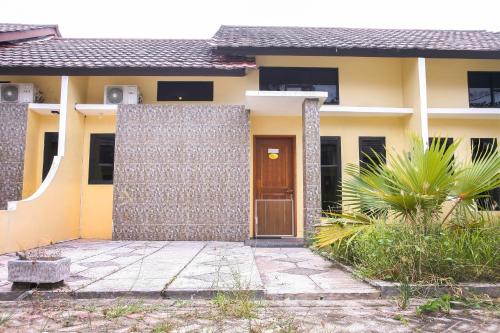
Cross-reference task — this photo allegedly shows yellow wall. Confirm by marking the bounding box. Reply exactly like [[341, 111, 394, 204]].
[[85, 57, 406, 108], [320, 116, 408, 179], [250, 116, 304, 237], [22, 113, 59, 198], [22, 111, 39, 198], [0, 77, 86, 254], [426, 59, 500, 108], [252, 56, 405, 107], [429, 118, 500, 162], [80, 116, 116, 239], [401, 58, 427, 140], [86, 76, 251, 104], [0, 76, 61, 103], [3, 56, 500, 250]]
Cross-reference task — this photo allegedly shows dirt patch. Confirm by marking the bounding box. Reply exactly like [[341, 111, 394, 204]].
[[0, 297, 498, 332]]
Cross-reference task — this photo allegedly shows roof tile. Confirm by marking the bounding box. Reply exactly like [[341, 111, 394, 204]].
[[0, 38, 255, 72], [212, 25, 500, 55]]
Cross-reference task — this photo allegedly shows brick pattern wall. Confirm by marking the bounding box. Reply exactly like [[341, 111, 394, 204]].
[[113, 104, 250, 241], [0, 103, 28, 210], [302, 98, 322, 237]]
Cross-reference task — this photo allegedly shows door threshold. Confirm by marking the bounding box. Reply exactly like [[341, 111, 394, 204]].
[[244, 238, 305, 248]]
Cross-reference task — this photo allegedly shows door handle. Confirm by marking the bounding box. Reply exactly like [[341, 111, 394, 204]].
[[285, 189, 294, 194]]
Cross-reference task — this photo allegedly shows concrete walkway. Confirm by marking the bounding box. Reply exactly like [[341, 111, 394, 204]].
[[0, 240, 378, 300]]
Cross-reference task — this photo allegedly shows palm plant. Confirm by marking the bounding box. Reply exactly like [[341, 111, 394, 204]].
[[314, 135, 500, 248]]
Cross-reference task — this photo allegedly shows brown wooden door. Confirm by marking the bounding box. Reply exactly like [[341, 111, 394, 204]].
[[254, 137, 295, 236]]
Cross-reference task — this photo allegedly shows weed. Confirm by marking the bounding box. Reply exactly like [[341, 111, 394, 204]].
[[397, 281, 412, 310], [416, 293, 499, 315], [212, 291, 259, 319], [328, 218, 499, 283], [417, 294, 452, 314], [151, 321, 176, 333], [80, 304, 97, 313], [393, 314, 409, 326], [102, 301, 156, 319], [0, 313, 12, 326], [272, 311, 299, 333], [62, 314, 77, 327]]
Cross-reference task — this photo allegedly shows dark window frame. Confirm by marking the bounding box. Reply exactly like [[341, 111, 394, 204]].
[[88, 133, 115, 185], [259, 67, 340, 105], [156, 81, 214, 101], [467, 71, 500, 108], [471, 138, 499, 211], [320, 136, 342, 213], [42, 132, 58, 181], [359, 136, 386, 169]]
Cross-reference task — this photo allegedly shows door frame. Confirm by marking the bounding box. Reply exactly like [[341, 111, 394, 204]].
[[253, 135, 297, 238]]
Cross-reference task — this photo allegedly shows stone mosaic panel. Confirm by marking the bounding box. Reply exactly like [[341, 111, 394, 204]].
[[302, 99, 322, 237], [0, 103, 28, 210], [113, 104, 250, 241]]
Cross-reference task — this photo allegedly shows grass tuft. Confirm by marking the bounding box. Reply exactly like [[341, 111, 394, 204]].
[[151, 320, 176, 333], [102, 301, 157, 319], [212, 291, 259, 319], [0, 313, 12, 326], [328, 217, 499, 283]]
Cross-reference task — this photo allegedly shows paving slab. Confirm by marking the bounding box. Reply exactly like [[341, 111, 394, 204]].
[[78, 241, 205, 294], [165, 242, 263, 296], [0, 240, 379, 300], [254, 247, 380, 300]]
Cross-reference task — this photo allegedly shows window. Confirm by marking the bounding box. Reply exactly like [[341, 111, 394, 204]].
[[471, 138, 499, 211], [321, 137, 342, 212], [88, 134, 115, 184], [157, 81, 213, 101], [42, 132, 58, 181], [259, 67, 339, 104], [359, 137, 386, 169], [468, 72, 500, 108]]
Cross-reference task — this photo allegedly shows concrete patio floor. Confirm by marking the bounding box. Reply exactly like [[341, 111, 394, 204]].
[[0, 240, 379, 300]]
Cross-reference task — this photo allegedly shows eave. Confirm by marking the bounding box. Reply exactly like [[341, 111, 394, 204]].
[[0, 27, 60, 43], [0, 66, 248, 77], [213, 46, 500, 59]]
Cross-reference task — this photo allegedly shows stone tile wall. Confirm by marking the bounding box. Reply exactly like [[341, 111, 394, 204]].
[[302, 99, 322, 237], [113, 104, 250, 241], [0, 103, 28, 210]]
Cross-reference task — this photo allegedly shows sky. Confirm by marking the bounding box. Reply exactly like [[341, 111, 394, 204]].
[[1, 0, 499, 39]]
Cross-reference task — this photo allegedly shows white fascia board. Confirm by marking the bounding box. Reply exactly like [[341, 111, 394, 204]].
[[320, 105, 413, 116], [428, 108, 500, 119], [75, 104, 118, 116], [245, 90, 328, 100]]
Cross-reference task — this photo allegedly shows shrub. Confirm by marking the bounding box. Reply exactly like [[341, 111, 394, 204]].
[[314, 135, 500, 283], [332, 218, 499, 283]]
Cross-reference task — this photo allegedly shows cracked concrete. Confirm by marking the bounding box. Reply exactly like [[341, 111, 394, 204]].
[[0, 240, 378, 300]]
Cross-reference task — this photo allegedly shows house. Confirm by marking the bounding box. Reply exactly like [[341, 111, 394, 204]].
[[0, 23, 499, 253]]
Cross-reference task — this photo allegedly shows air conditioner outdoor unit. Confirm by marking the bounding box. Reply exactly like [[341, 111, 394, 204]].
[[0, 83, 38, 103], [104, 85, 139, 104]]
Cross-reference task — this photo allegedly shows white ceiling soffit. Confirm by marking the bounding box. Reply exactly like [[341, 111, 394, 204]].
[[245, 90, 327, 116], [28, 103, 60, 115]]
